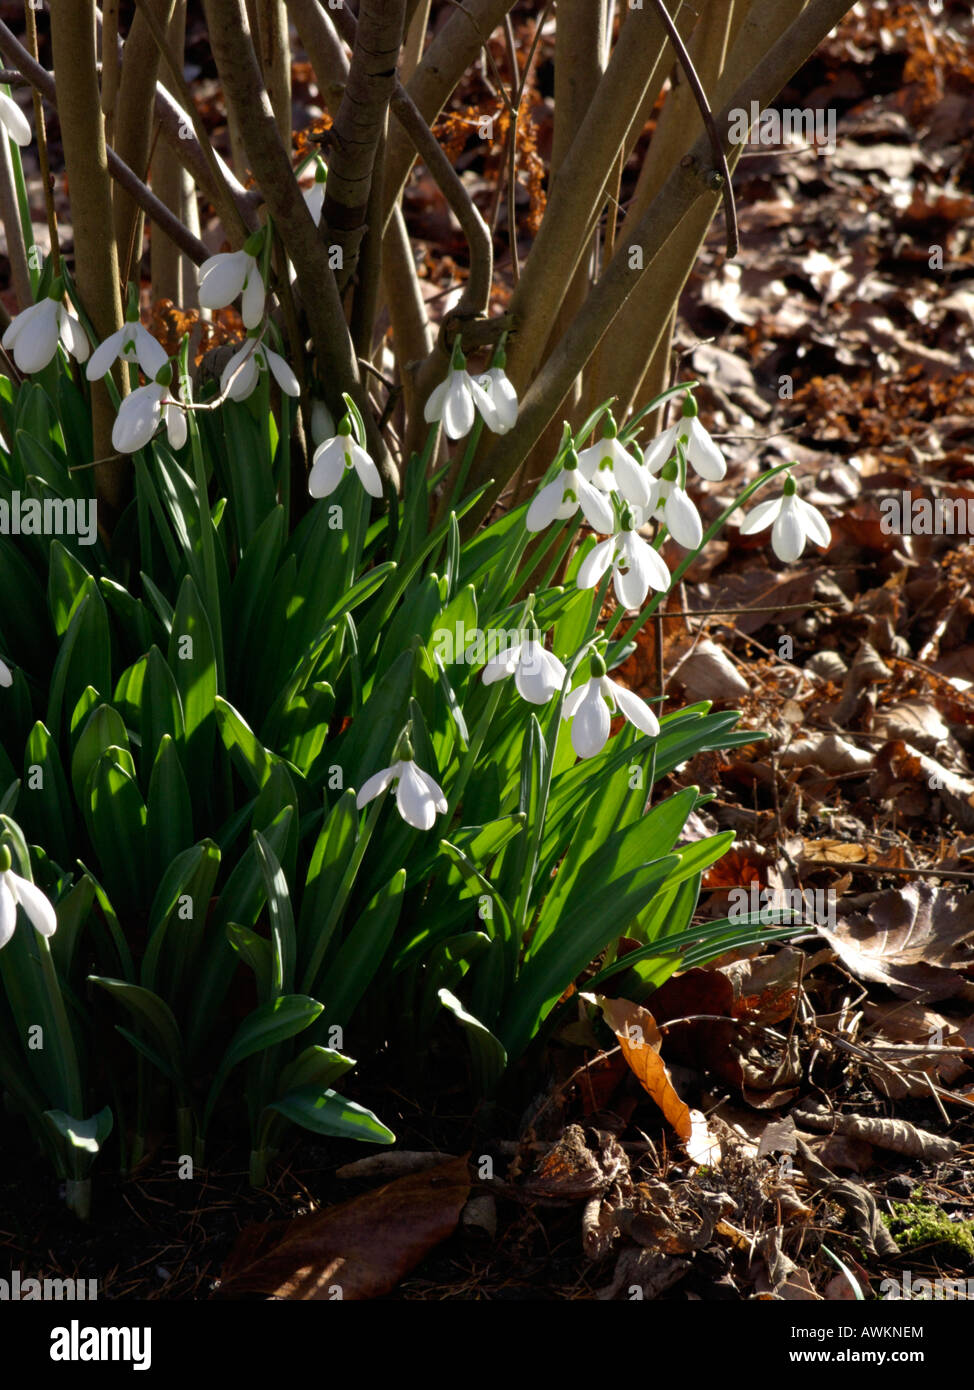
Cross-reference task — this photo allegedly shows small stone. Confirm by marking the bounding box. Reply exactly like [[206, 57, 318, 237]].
[[887, 1175, 913, 1199]]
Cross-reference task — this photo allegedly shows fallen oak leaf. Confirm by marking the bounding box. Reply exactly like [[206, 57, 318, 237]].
[[217, 1155, 471, 1299]]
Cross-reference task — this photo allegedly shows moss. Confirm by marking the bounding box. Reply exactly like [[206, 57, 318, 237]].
[[885, 1198, 974, 1259]]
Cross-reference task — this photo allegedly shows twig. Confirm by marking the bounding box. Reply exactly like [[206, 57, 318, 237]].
[[23, 5, 58, 277], [0, 20, 211, 266], [645, 0, 739, 258], [132, 0, 250, 243]]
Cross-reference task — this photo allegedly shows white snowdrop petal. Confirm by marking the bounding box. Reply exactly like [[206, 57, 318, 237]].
[[739, 496, 781, 535], [577, 478, 616, 534], [577, 536, 616, 590], [308, 437, 346, 498], [571, 688, 611, 758], [0, 879, 16, 949], [798, 497, 831, 549], [771, 497, 806, 562], [611, 442, 652, 507], [12, 873, 57, 937], [356, 765, 397, 808], [526, 477, 566, 532], [0, 91, 31, 146], [266, 349, 301, 397], [609, 680, 660, 738], [396, 761, 437, 830], [641, 427, 677, 475], [86, 328, 125, 380], [442, 373, 475, 439], [424, 378, 449, 424], [686, 417, 727, 481], [350, 442, 383, 498], [664, 487, 703, 550]]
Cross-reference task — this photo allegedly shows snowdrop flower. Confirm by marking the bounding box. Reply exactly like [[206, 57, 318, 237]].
[[356, 752, 447, 831], [577, 526, 670, 610], [576, 418, 652, 508], [112, 381, 167, 454], [643, 395, 726, 481], [198, 234, 267, 329], [0, 658, 11, 688], [469, 351, 518, 434], [2, 289, 89, 374], [739, 472, 831, 563], [0, 847, 56, 950], [163, 373, 191, 451], [309, 415, 382, 499], [482, 636, 566, 704], [645, 463, 703, 550], [562, 654, 660, 759], [424, 356, 490, 440], [220, 336, 300, 402], [303, 157, 327, 227], [0, 91, 31, 147], [86, 312, 168, 382], [526, 449, 615, 533]]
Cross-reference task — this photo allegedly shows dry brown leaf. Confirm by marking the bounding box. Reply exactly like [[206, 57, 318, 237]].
[[821, 882, 974, 1001], [218, 1156, 470, 1299], [793, 1104, 961, 1161], [669, 638, 750, 701], [779, 734, 875, 775], [593, 996, 713, 1157]]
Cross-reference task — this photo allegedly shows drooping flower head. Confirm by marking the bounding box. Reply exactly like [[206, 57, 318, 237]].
[[198, 229, 267, 329], [0, 843, 57, 950], [355, 732, 447, 831], [739, 470, 831, 563], [0, 90, 31, 147], [645, 456, 704, 551], [481, 628, 567, 704], [220, 333, 300, 402], [87, 298, 168, 382], [577, 520, 670, 610], [576, 415, 652, 509], [309, 406, 382, 500], [643, 392, 726, 482], [424, 340, 501, 440], [526, 447, 616, 534], [561, 653, 660, 759], [468, 348, 518, 435], [303, 156, 327, 227], [2, 281, 89, 374]]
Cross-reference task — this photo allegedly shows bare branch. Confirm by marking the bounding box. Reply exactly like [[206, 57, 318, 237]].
[[646, 0, 738, 257], [321, 0, 406, 292], [202, 0, 398, 490], [468, 0, 860, 516]]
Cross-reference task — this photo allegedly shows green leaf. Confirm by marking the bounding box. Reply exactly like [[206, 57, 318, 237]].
[[438, 988, 507, 1093], [145, 735, 194, 882], [203, 994, 324, 1130], [265, 1086, 394, 1144], [71, 703, 130, 806], [316, 868, 405, 1028], [88, 977, 185, 1084]]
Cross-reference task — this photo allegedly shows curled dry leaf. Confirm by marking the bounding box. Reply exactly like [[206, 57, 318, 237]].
[[778, 733, 875, 775], [592, 995, 719, 1164], [792, 1103, 961, 1160], [669, 638, 750, 702], [218, 1155, 471, 1299], [821, 881, 974, 1001]]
